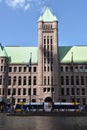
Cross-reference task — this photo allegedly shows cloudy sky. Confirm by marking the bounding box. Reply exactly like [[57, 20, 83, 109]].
[[0, 0, 87, 46]]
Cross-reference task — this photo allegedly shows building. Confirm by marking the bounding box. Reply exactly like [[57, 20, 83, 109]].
[[0, 8, 87, 105]]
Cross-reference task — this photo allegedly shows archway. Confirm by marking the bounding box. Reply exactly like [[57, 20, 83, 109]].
[[44, 97, 52, 102]]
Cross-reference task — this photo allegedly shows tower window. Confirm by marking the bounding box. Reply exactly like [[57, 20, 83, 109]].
[[44, 36, 46, 44], [47, 36, 49, 44], [33, 88, 36, 95], [50, 36, 53, 45], [44, 76, 46, 85], [33, 76, 37, 85]]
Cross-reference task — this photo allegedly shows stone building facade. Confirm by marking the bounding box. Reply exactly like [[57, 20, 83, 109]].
[[0, 8, 87, 105]]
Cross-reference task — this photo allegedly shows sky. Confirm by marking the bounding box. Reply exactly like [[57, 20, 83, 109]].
[[0, 0, 87, 47]]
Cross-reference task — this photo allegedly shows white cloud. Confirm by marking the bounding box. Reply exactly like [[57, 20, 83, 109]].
[[5, 0, 30, 10], [0, 0, 49, 11]]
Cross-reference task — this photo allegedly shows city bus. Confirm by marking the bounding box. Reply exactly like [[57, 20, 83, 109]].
[[52, 102, 80, 111], [15, 102, 44, 112]]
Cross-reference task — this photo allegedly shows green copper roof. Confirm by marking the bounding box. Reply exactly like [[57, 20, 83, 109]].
[[38, 7, 58, 22], [0, 44, 8, 57], [5, 47, 38, 64], [59, 46, 87, 63], [2, 45, 87, 64]]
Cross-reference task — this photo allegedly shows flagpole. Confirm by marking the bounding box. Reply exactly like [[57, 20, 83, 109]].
[[30, 52, 32, 106], [71, 52, 76, 110]]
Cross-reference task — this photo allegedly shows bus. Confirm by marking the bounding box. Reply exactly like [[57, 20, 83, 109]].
[[52, 102, 80, 111], [15, 102, 44, 112]]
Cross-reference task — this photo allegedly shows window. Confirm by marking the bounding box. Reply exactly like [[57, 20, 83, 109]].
[[71, 88, 74, 95], [2, 88, 4, 95], [47, 44, 49, 50], [61, 76, 64, 85], [23, 88, 26, 95], [43, 88, 46, 92], [33, 67, 37, 72], [33, 76, 37, 85], [65, 67, 69, 72], [86, 76, 87, 85], [18, 76, 21, 85], [82, 88, 85, 95], [80, 66, 83, 72], [29, 67, 31, 72], [44, 76, 46, 85], [1, 66, 3, 72], [13, 76, 16, 86], [24, 67, 27, 72], [14, 67, 17, 72], [8, 89, 11, 95], [85, 66, 87, 72], [23, 76, 26, 85], [71, 76, 74, 85], [19, 67, 22, 72], [76, 76, 79, 85], [28, 76, 31, 85], [50, 36, 52, 43], [18, 88, 21, 95], [47, 51, 49, 57], [44, 46, 46, 57], [75, 67, 78, 72], [12, 88, 16, 95], [0, 88, 1, 95], [47, 58, 50, 64], [81, 76, 84, 85], [47, 36, 49, 44], [44, 36, 46, 44], [47, 88, 50, 92], [48, 76, 50, 85], [61, 67, 63, 72], [70, 66, 73, 72], [44, 66, 46, 72], [9, 67, 12, 72], [1, 59, 3, 63], [33, 88, 36, 95], [66, 76, 69, 85], [8, 76, 11, 85], [48, 66, 49, 72], [0, 76, 2, 85], [44, 58, 46, 64], [4, 66, 6, 72], [51, 87, 54, 92], [76, 88, 80, 95]]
